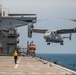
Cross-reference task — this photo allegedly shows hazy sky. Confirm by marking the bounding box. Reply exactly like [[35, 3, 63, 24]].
[[1, 0, 76, 53]]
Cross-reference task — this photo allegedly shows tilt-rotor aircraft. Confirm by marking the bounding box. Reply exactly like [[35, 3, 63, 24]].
[[28, 25, 76, 45], [27, 18, 76, 45]]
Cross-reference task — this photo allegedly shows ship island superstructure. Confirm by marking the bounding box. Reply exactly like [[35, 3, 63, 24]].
[[0, 4, 37, 55]]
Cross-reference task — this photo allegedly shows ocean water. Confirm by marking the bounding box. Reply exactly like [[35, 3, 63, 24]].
[[37, 54, 76, 71]]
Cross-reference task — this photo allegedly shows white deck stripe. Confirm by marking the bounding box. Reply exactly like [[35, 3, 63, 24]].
[[14, 57, 21, 69], [17, 57, 21, 64]]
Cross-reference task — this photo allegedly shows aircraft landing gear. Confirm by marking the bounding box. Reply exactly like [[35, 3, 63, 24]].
[[60, 42, 63, 45], [47, 42, 50, 45]]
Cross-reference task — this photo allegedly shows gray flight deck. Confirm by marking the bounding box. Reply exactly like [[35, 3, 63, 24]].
[[0, 56, 76, 75]]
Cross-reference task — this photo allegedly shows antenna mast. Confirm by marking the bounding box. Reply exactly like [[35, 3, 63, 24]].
[[0, 3, 2, 16]]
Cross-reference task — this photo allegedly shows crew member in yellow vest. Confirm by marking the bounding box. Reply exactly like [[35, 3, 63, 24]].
[[13, 51, 18, 64]]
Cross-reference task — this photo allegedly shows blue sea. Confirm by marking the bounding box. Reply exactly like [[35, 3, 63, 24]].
[[37, 54, 76, 71]]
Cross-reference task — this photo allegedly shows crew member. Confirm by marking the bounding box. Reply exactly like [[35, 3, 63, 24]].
[[13, 51, 18, 64]]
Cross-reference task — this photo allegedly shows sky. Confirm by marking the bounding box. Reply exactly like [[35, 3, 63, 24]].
[[1, 0, 76, 54]]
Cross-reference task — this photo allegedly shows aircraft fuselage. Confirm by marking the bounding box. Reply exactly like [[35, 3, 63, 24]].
[[44, 30, 63, 45]]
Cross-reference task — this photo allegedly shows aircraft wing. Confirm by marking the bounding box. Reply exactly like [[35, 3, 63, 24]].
[[32, 28, 48, 33], [57, 28, 76, 34]]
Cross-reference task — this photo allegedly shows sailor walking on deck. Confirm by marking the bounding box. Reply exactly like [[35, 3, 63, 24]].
[[13, 51, 18, 64]]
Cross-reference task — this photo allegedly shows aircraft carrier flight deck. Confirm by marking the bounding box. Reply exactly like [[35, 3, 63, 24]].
[[0, 56, 76, 75]]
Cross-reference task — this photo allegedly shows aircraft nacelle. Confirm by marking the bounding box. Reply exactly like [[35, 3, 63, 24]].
[[28, 30, 32, 38], [28, 23, 34, 38]]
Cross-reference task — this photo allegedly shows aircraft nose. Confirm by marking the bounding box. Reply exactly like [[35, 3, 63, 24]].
[[44, 34, 51, 39]]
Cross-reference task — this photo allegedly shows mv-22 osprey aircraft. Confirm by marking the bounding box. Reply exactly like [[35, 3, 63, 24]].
[[28, 18, 76, 45]]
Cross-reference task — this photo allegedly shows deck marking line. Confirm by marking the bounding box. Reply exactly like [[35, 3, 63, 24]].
[[14, 57, 21, 69], [14, 64, 18, 68], [17, 57, 21, 64]]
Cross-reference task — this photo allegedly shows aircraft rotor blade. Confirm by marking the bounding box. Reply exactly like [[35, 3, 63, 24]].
[[64, 18, 76, 22], [58, 17, 76, 22], [37, 19, 49, 21]]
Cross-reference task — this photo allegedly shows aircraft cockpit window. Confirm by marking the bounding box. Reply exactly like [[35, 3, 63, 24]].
[[53, 31, 57, 35], [51, 32, 53, 35]]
